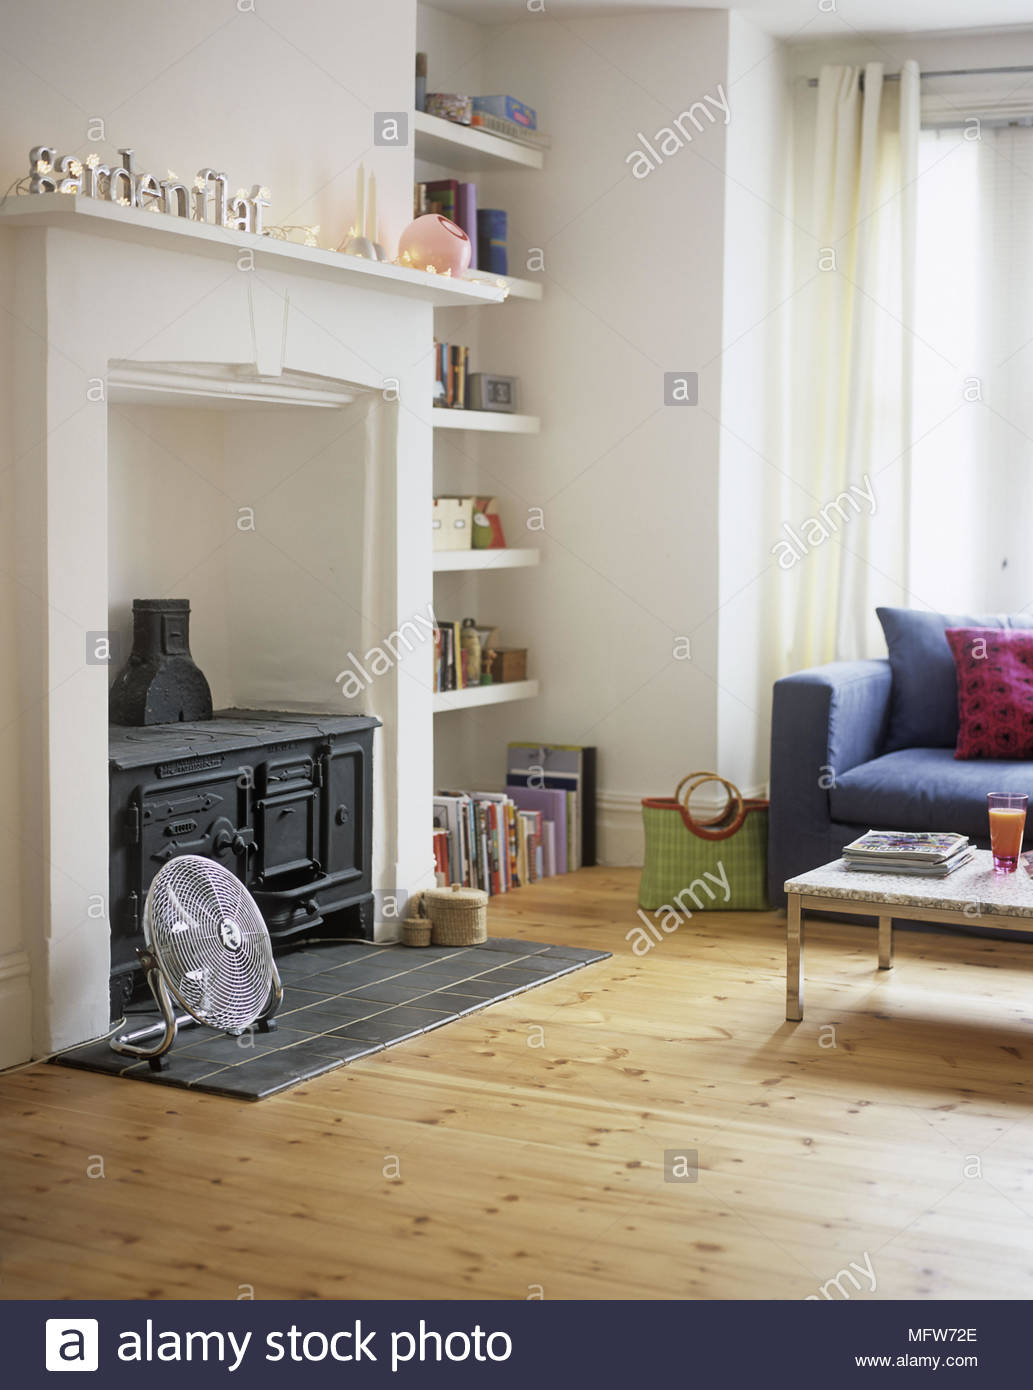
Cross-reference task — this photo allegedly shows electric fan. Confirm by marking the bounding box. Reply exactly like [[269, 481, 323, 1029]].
[[111, 854, 283, 1068]]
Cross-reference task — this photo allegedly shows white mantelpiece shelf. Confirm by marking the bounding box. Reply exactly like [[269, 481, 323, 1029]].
[[0, 194, 506, 308], [414, 111, 544, 173], [432, 548, 539, 572], [463, 269, 544, 302], [432, 409, 540, 434], [433, 679, 539, 713]]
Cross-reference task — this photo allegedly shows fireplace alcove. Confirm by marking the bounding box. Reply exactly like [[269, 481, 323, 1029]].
[[0, 196, 504, 1063]]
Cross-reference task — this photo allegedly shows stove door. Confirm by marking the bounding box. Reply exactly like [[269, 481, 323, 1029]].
[[255, 788, 320, 882], [322, 738, 371, 885]]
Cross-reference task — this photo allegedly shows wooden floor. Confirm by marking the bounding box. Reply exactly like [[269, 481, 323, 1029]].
[[3, 866, 1033, 1300]]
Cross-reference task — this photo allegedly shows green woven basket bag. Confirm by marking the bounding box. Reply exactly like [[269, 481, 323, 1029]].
[[639, 771, 769, 912]]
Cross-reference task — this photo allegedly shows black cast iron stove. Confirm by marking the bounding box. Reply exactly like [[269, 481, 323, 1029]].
[[107, 605, 379, 1016]]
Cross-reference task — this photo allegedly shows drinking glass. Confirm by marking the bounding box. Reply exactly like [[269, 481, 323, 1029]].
[[988, 792, 1027, 873]]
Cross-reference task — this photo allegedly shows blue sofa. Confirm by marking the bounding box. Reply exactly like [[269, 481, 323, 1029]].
[[767, 608, 1033, 907]]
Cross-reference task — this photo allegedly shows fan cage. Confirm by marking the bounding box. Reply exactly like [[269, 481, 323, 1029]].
[[143, 855, 276, 1033]]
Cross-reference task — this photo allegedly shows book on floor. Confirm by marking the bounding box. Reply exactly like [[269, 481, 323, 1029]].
[[506, 742, 597, 868]]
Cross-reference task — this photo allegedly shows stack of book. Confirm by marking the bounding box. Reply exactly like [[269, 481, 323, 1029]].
[[842, 831, 973, 877], [433, 619, 467, 693], [506, 742, 597, 869], [433, 790, 562, 896], [414, 180, 508, 275], [434, 341, 470, 409]]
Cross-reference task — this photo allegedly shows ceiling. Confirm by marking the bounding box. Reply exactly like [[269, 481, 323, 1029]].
[[430, 0, 1033, 40]]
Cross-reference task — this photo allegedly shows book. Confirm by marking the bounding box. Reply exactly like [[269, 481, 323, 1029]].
[[456, 182, 478, 267], [843, 831, 970, 864], [507, 743, 597, 868], [476, 208, 507, 275], [424, 177, 458, 222], [506, 786, 567, 874], [844, 849, 974, 877]]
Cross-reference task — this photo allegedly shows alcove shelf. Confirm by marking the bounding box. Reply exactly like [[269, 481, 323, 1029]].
[[432, 679, 540, 714]]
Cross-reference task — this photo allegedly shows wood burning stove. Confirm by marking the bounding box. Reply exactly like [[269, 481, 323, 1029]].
[[108, 709, 379, 1014]]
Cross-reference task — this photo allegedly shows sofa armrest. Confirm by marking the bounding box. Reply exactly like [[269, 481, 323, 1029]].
[[767, 659, 892, 904]]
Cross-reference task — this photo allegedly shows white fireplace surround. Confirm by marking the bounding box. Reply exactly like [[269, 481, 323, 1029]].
[[0, 194, 503, 1065]]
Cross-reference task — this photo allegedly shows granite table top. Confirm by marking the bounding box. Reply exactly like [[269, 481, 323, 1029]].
[[785, 850, 1033, 918]]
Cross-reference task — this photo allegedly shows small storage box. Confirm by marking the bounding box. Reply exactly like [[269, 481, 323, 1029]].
[[472, 95, 537, 130], [424, 884, 488, 945], [433, 496, 474, 551], [490, 647, 527, 683], [426, 93, 473, 125]]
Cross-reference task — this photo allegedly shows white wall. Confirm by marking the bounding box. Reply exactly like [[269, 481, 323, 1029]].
[[0, 0, 417, 255], [716, 14, 791, 792], [420, 6, 736, 860], [0, 0, 428, 1061]]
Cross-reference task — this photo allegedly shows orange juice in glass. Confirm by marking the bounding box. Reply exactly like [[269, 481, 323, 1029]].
[[988, 793, 1027, 873]]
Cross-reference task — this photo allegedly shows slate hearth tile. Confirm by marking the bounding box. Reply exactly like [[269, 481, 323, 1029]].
[[376, 1004, 459, 1030], [477, 938, 552, 954], [415, 990, 485, 1016], [55, 1041, 140, 1076], [537, 945, 611, 962], [436, 978, 527, 1000], [123, 1056, 228, 1090], [330, 1016, 428, 1045], [173, 1026, 311, 1064], [478, 964, 581, 987], [482, 953, 576, 975], [343, 981, 430, 1006], [200, 1043, 344, 1099], [402, 962, 487, 984], [280, 1000, 387, 1031], [300, 1035, 385, 1064]]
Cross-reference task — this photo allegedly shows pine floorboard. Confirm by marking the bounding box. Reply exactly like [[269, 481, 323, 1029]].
[[2, 866, 1032, 1300]]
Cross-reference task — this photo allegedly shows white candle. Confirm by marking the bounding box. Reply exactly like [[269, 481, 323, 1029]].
[[355, 163, 364, 239], [366, 170, 377, 244]]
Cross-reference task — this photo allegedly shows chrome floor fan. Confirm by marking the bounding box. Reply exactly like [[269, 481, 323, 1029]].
[[111, 854, 282, 1069]]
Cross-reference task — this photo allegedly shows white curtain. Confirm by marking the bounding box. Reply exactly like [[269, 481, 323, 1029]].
[[783, 61, 920, 669], [911, 123, 1033, 615]]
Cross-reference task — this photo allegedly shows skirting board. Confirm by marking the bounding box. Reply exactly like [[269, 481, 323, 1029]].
[[597, 787, 767, 867], [0, 950, 33, 1069]]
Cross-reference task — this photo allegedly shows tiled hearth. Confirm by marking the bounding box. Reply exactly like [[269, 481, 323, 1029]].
[[55, 938, 610, 1100]]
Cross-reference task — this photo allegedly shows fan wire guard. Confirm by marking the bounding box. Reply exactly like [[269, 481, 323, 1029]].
[[144, 855, 276, 1033]]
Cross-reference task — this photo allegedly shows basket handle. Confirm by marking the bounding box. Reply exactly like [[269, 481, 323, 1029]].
[[673, 770, 747, 841]]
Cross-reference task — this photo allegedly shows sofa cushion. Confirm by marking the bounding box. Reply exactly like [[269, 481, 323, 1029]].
[[830, 746, 1033, 838], [946, 627, 1033, 759], [876, 607, 1033, 752]]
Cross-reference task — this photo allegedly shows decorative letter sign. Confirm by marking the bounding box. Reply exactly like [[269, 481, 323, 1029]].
[[26, 146, 270, 236]]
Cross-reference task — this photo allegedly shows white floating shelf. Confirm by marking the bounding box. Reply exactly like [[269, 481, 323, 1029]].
[[432, 548, 539, 572], [463, 268, 543, 302], [414, 111, 544, 173], [432, 410, 540, 434], [433, 679, 539, 713], [0, 195, 506, 308]]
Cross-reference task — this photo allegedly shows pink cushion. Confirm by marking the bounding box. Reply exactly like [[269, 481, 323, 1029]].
[[945, 626, 1033, 759]]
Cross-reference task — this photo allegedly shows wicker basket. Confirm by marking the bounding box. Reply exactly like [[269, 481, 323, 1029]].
[[401, 918, 432, 947], [424, 883, 488, 946]]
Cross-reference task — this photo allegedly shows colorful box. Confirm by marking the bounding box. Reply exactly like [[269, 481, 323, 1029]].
[[472, 95, 537, 130], [432, 496, 474, 551], [425, 93, 473, 125]]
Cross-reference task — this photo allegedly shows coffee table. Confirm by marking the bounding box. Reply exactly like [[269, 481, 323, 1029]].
[[784, 850, 1033, 1020]]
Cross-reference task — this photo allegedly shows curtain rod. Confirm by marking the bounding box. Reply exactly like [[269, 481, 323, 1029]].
[[806, 64, 1033, 88]]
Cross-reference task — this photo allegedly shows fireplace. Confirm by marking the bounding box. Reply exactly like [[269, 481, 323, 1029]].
[[0, 194, 503, 1064], [109, 708, 378, 1017]]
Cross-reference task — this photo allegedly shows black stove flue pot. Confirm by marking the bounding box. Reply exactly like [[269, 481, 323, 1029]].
[[109, 598, 213, 726]]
